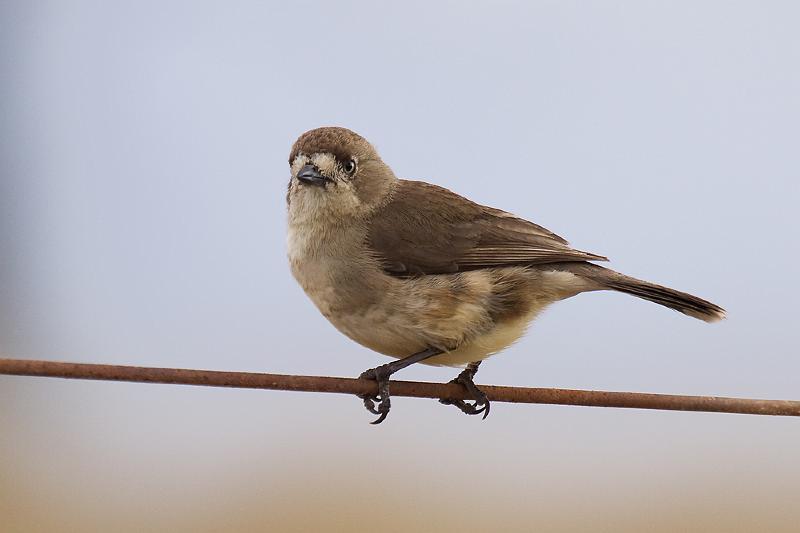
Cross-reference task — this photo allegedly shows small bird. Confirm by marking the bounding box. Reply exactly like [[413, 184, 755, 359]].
[[286, 127, 725, 424]]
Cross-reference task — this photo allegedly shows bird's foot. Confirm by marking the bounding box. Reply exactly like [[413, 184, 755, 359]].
[[356, 348, 444, 424], [358, 365, 392, 424], [439, 363, 490, 419]]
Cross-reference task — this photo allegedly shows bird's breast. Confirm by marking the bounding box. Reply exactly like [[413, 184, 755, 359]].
[[287, 221, 383, 316]]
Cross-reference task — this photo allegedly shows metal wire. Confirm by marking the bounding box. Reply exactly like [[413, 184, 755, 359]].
[[1, 358, 798, 417]]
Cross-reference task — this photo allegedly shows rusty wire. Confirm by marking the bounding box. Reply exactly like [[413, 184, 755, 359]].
[[1, 357, 798, 417]]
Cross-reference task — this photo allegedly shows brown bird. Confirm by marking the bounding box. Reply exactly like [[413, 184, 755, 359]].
[[286, 126, 725, 423]]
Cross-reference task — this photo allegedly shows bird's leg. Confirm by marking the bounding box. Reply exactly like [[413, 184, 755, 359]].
[[439, 361, 491, 419], [358, 347, 443, 424]]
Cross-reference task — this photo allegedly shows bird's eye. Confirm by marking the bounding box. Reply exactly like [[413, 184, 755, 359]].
[[343, 159, 356, 174]]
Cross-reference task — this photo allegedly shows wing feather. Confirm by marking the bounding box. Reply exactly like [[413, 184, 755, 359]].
[[367, 180, 607, 276]]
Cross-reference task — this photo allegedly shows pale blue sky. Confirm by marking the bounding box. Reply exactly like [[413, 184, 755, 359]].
[[2, 2, 799, 530]]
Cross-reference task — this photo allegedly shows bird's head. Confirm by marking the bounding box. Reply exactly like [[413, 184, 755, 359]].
[[287, 127, 396, 221]]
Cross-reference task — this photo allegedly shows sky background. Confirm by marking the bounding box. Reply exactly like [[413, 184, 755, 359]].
[[1, 1, 799, 531]]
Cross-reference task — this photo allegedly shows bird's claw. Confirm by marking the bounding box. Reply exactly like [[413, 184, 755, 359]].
[[440, 396, 490, 419], [368, 397, 391, 424], [359, 367, 392, 424], [439, 365, 491, 419], [361, 394, 381, 415]]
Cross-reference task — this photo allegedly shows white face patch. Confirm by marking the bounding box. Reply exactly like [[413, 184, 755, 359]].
[[289, 152, 342, 181], [287, 152, 363, 223], [290, 154, 310, 177], [310, 153, 337, 176]]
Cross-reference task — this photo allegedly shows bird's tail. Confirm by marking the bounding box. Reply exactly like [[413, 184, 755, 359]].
[[559, 263, 726, 323]]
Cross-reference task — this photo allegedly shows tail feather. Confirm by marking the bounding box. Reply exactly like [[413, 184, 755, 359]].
[[559, 263, 726, 323], [604, 275, 726, 322]]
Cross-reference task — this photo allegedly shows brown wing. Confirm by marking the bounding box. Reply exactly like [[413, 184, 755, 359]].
[[367, 180, 607, 276]]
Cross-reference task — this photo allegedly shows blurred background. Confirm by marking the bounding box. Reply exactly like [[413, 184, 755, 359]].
[[1, 1, 798, 531]]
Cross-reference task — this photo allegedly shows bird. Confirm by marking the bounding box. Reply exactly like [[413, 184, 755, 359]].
[[286, 126, 725, 424]]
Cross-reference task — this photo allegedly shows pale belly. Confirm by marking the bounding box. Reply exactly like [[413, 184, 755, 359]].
[[326, 293, 548, 368], [422, 309, 543, 367]]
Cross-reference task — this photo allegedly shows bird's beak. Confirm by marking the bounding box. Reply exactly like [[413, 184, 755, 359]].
[[297, 164, 330, 187]]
